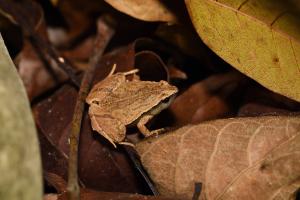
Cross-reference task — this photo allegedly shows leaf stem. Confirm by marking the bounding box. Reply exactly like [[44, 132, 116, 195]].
[[67, 16, 115, 200]]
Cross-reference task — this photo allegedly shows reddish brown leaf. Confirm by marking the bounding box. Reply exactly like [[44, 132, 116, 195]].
[[136, 116, 300, 199], [135, 51, 169, 82], [170, 71, 246, 126], [62, 36, 95, 63], [44, 172, 67, 194], [17, 40, 67, 100]]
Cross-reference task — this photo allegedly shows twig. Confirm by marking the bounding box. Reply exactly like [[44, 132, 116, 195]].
[[29, 35, 81, 87], [29, 37, 60, 84], [67, 16, 115, 200], [0, 0, 81, 87]]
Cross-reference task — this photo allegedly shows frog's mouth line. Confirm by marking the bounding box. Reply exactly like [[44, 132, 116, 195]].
[[147, 93, 177, 117], [161, 93, 177, 104]]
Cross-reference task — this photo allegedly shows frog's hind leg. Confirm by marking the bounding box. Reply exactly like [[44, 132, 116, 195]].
[[89, 107, 126, 148]]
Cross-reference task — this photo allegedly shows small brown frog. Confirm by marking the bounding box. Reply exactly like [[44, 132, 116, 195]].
[[86, 65, 178, 147]]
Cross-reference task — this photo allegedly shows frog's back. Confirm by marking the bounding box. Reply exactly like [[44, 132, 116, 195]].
[[98, 80, 177, 124], [86, 73, 125, 104]]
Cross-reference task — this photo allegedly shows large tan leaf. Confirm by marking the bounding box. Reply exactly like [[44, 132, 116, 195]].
[[136, 116, 300, 199], [0, 35, 42, 199], [104, 0, 177, 22], [185, 0, 300, 102]]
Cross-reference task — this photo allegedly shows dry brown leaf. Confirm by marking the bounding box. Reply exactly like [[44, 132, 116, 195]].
[[136, 116, 300, 199], [16, 40, 67, 100], [104, 0, 177, 22], [169, 71, 245, 126]]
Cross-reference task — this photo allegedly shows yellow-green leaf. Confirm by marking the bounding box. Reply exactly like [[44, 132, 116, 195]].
[[185, 0, 300, 102]]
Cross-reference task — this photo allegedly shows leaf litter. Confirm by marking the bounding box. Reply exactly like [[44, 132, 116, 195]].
[[0, 0, 300, 200]]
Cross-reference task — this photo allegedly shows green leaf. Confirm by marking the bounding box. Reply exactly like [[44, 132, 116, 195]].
[[186, 0, 300, 102], [0, 34, 42, 200]]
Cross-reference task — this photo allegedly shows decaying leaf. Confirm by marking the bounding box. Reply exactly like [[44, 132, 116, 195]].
[[170, 71, 245, 125], [17, 40, 67, 100], [0, 35, 42, 199], [104, 0, 177, 22], [136, 115, 300, 199], [186, 0, 300, 102]]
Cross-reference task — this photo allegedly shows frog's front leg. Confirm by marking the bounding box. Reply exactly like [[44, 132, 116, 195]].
[[137, 115, 165, 137]]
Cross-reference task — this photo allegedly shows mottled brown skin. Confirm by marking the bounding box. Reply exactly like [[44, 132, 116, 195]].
[[86, 67, 178, 147]]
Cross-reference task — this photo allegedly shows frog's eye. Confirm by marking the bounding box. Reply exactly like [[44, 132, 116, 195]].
[[161, 97, 171, 103], [92, 101, 100, 105]]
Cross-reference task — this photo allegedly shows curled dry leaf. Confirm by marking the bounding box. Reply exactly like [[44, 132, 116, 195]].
[[136, 115, 300, 199], [104, 0, 177, 23], [186, 0, 300, 102], [135, 51, 169, 82], [170, 71, 245, 126]]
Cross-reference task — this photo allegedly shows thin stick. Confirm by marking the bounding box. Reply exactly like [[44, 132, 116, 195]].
[[0, 0, 81, 87], [67, 16, 115, 200], [29, 35, 81, 87]]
